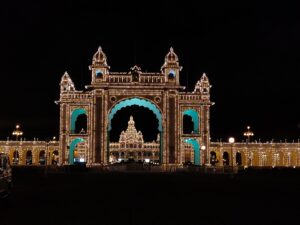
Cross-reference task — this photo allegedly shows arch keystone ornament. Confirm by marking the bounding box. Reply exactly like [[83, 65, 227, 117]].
[[57, 47, 213, 166]]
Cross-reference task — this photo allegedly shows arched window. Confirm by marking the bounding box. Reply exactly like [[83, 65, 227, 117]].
[[39, 151, 46, 165], [70, 108, 88, 134], [13, 151, 19, 165], [26, 151, 33, 165], [210, 151, 217, 165], [223, 152, 229, 166], [168, 70, 176, 79], [182, 109, 199, 134], [52, 150, 59, 165], [183, 115, 194, 134], [236, 152, 242, 166], [75, 114, 87, 134]]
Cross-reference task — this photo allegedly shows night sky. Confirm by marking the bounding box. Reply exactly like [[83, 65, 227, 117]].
[[1, 1, 300, 142]]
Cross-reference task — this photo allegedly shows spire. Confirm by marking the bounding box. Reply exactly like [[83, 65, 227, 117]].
[[128, 115, 135, 127], [60, 71, 75, 92], [193, 73, 211, 98]]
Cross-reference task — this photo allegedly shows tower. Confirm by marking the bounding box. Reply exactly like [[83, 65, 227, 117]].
[[161, 47, 182, 85], [89, 46, 110, 83]]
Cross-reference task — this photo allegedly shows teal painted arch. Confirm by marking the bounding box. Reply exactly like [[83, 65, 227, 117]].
[[108, 98, 162, 132], [185, 138, 200, 165], [69, 138, 85, 164], [71, 108, 87, 132], [183, 109, 199, 133]]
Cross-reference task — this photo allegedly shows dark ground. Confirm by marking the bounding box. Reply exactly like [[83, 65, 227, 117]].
[[1, 167, 300, 225]]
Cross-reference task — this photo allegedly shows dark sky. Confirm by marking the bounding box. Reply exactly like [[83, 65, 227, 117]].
[[1, 1, 300, 142]]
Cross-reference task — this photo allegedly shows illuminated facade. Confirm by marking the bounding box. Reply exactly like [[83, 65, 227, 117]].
[[56, 47, 212, 165], [0, 140, 59, 165], [209, 142, 300, 168], [2, 139, 300, 168], [1, 46, 299, 168]]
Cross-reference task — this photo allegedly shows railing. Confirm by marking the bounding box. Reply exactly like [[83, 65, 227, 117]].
[[107, 74, 165, 84], [108, 75, 132, 83], [61, 93, 92, 99], [179, 94, 202, 101], [69, 130, 88, 135]]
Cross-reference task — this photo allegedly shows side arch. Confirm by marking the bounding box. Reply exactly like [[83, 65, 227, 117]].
[[185, 138, 200, 165], [71, 108, 87, 133], [183, 109, 199, 133], [69, 138, 85, 164]]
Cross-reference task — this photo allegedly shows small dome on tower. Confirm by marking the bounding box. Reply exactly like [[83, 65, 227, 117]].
[[92, 46, 108, 66], [161, 47, 182, 72], [165, 47, 178, 63]]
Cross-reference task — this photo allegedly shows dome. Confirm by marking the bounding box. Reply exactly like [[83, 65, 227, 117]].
[[92, 46, 108, 66], [161, 47, 181, 71], [165, 47, 178, 63]]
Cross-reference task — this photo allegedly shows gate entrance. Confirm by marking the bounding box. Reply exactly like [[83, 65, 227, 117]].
[[57, 47, 212, 165]]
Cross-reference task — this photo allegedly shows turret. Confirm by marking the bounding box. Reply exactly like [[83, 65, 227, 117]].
[[89, 46, 110, 83], [193, 73, 211, 100], [161, 47, 182, 85], [60, 71, 75, 92]]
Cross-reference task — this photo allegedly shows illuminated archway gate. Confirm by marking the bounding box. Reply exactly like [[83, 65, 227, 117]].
[[57, 47, 213, 166], [108, 97, 163, 162]]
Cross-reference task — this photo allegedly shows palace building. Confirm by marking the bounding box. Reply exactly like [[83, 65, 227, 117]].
[[1, 46, 300, 168], [109, 116, 160, 163]]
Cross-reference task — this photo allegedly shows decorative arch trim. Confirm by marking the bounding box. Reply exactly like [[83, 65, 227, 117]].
[[108, 98, 162, 131]]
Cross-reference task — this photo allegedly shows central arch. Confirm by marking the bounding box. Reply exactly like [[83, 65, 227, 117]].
[[108, 97, 163, 162], [108, 98, 162, 132]]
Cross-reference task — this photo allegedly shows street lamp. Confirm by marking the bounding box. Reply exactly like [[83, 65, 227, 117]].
[[12, 124, 23, 141], [243, 126, 254, 143], [228, 137, 235, 173], [243, 126, 254, 167]]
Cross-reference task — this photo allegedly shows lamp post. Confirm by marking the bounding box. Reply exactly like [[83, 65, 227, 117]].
[[243, 126, 254, 167], [229, 137, 235, 173], [12, 124, 23, 141], [243, 126, 254, 143], [44, 138, 53, 175], [12, 125, 23, 165], [201, 145, 206, 168], [46, 141, 49, 166]]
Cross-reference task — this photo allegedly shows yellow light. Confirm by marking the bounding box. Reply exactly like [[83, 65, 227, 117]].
[[229, 137, 235, 144]]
